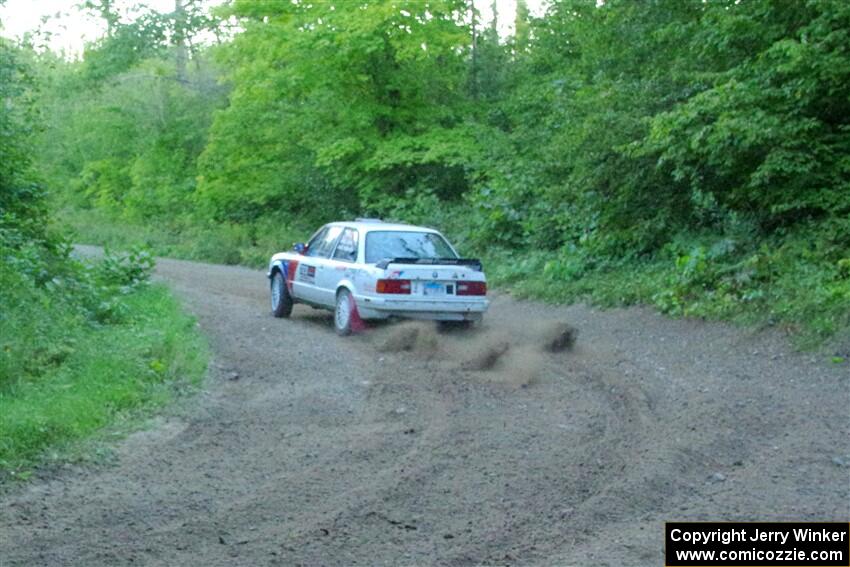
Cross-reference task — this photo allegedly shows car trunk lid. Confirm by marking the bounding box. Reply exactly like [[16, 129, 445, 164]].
[[376, 258, 485, 297]]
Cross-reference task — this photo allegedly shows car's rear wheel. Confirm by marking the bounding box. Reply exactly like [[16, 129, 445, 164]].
[[335, 289, 354, 336], [271, 271, 293, 318]]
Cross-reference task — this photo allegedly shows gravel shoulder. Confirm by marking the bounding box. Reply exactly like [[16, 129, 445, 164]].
[[1, 252, 848, 566]]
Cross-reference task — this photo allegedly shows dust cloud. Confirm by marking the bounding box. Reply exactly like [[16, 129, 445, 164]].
[[368, 319, 578, 387]]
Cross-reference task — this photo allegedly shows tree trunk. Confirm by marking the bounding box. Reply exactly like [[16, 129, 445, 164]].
[[174, 0, 188, 83]]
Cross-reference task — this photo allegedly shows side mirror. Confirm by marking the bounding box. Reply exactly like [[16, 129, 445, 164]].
[[293, 242, 306, 254]]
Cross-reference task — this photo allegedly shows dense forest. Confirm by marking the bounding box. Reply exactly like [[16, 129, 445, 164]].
[[6, 0, 850, 345]]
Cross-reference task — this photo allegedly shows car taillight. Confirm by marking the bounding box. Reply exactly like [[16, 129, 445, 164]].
[[376, 279, 411, 294], [457, 281, 486, 296]]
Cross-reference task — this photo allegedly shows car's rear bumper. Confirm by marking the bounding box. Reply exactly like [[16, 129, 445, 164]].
[[355, 295, 488, 321]]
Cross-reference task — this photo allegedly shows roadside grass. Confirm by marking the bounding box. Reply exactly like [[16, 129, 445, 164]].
[[479, 240, 850, 352], [0, 284, 208, 476], [57, 207, 308, 269]]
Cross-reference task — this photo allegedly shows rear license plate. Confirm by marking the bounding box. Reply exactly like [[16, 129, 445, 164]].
[[423, 281, 444, 296]]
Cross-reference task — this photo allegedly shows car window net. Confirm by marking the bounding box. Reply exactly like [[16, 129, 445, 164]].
[[333, 229, 358, 261]]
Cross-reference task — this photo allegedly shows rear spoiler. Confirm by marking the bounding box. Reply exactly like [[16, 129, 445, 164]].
[[375, 257, 483, 271]]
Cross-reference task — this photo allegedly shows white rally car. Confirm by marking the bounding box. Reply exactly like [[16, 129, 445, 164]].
[[267, 219, 489, 335]]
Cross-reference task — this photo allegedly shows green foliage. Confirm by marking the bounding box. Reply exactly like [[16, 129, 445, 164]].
[[197, 0, 473, 223], [0, 38, 48, 246], [36, 54, 225, 219], [95, 247, 155, 289], [0, 282, 207, 472], [0, 238, 159, 391], [640, 1, 850, 227], [477, 220, 850, 346], [81, 11, 167, 82]]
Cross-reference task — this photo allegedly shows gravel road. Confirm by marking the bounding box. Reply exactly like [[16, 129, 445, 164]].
[[1, 252, 848, 566]]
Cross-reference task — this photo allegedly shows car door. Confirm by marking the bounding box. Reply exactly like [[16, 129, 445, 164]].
[[291, 226, 326, 303], [317, 227, 359, 305], [294, 225, 343, 305]]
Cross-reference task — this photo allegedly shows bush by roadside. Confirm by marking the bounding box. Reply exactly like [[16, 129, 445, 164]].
[[0, 242, 208, 477], [479, 228, 850, 352]]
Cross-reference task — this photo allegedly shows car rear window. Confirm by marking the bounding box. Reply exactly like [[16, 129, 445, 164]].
[[365, 231, 457, 264]]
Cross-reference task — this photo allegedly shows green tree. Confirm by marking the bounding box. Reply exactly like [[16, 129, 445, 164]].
[[197, 0, 474, 223], [0, 37, 47, 245], [640, 0, 850, 230], [33, 1, 227, 220]]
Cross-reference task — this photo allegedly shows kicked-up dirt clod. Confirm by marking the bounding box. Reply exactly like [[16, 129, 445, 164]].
[[460, 339, 511, 371], [538, 320, 579, 352]]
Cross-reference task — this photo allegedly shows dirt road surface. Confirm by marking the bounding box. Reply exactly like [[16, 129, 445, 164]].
[[1, 253, 848, 566]]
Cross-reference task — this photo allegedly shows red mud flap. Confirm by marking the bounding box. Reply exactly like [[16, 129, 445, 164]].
[[349, 295, 366, 333]]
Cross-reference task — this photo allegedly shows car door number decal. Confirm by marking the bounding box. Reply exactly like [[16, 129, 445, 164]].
[[298, 264, 316, 284]]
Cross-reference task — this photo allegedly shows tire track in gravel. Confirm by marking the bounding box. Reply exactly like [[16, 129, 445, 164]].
[[1, 249, 847, 566]]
